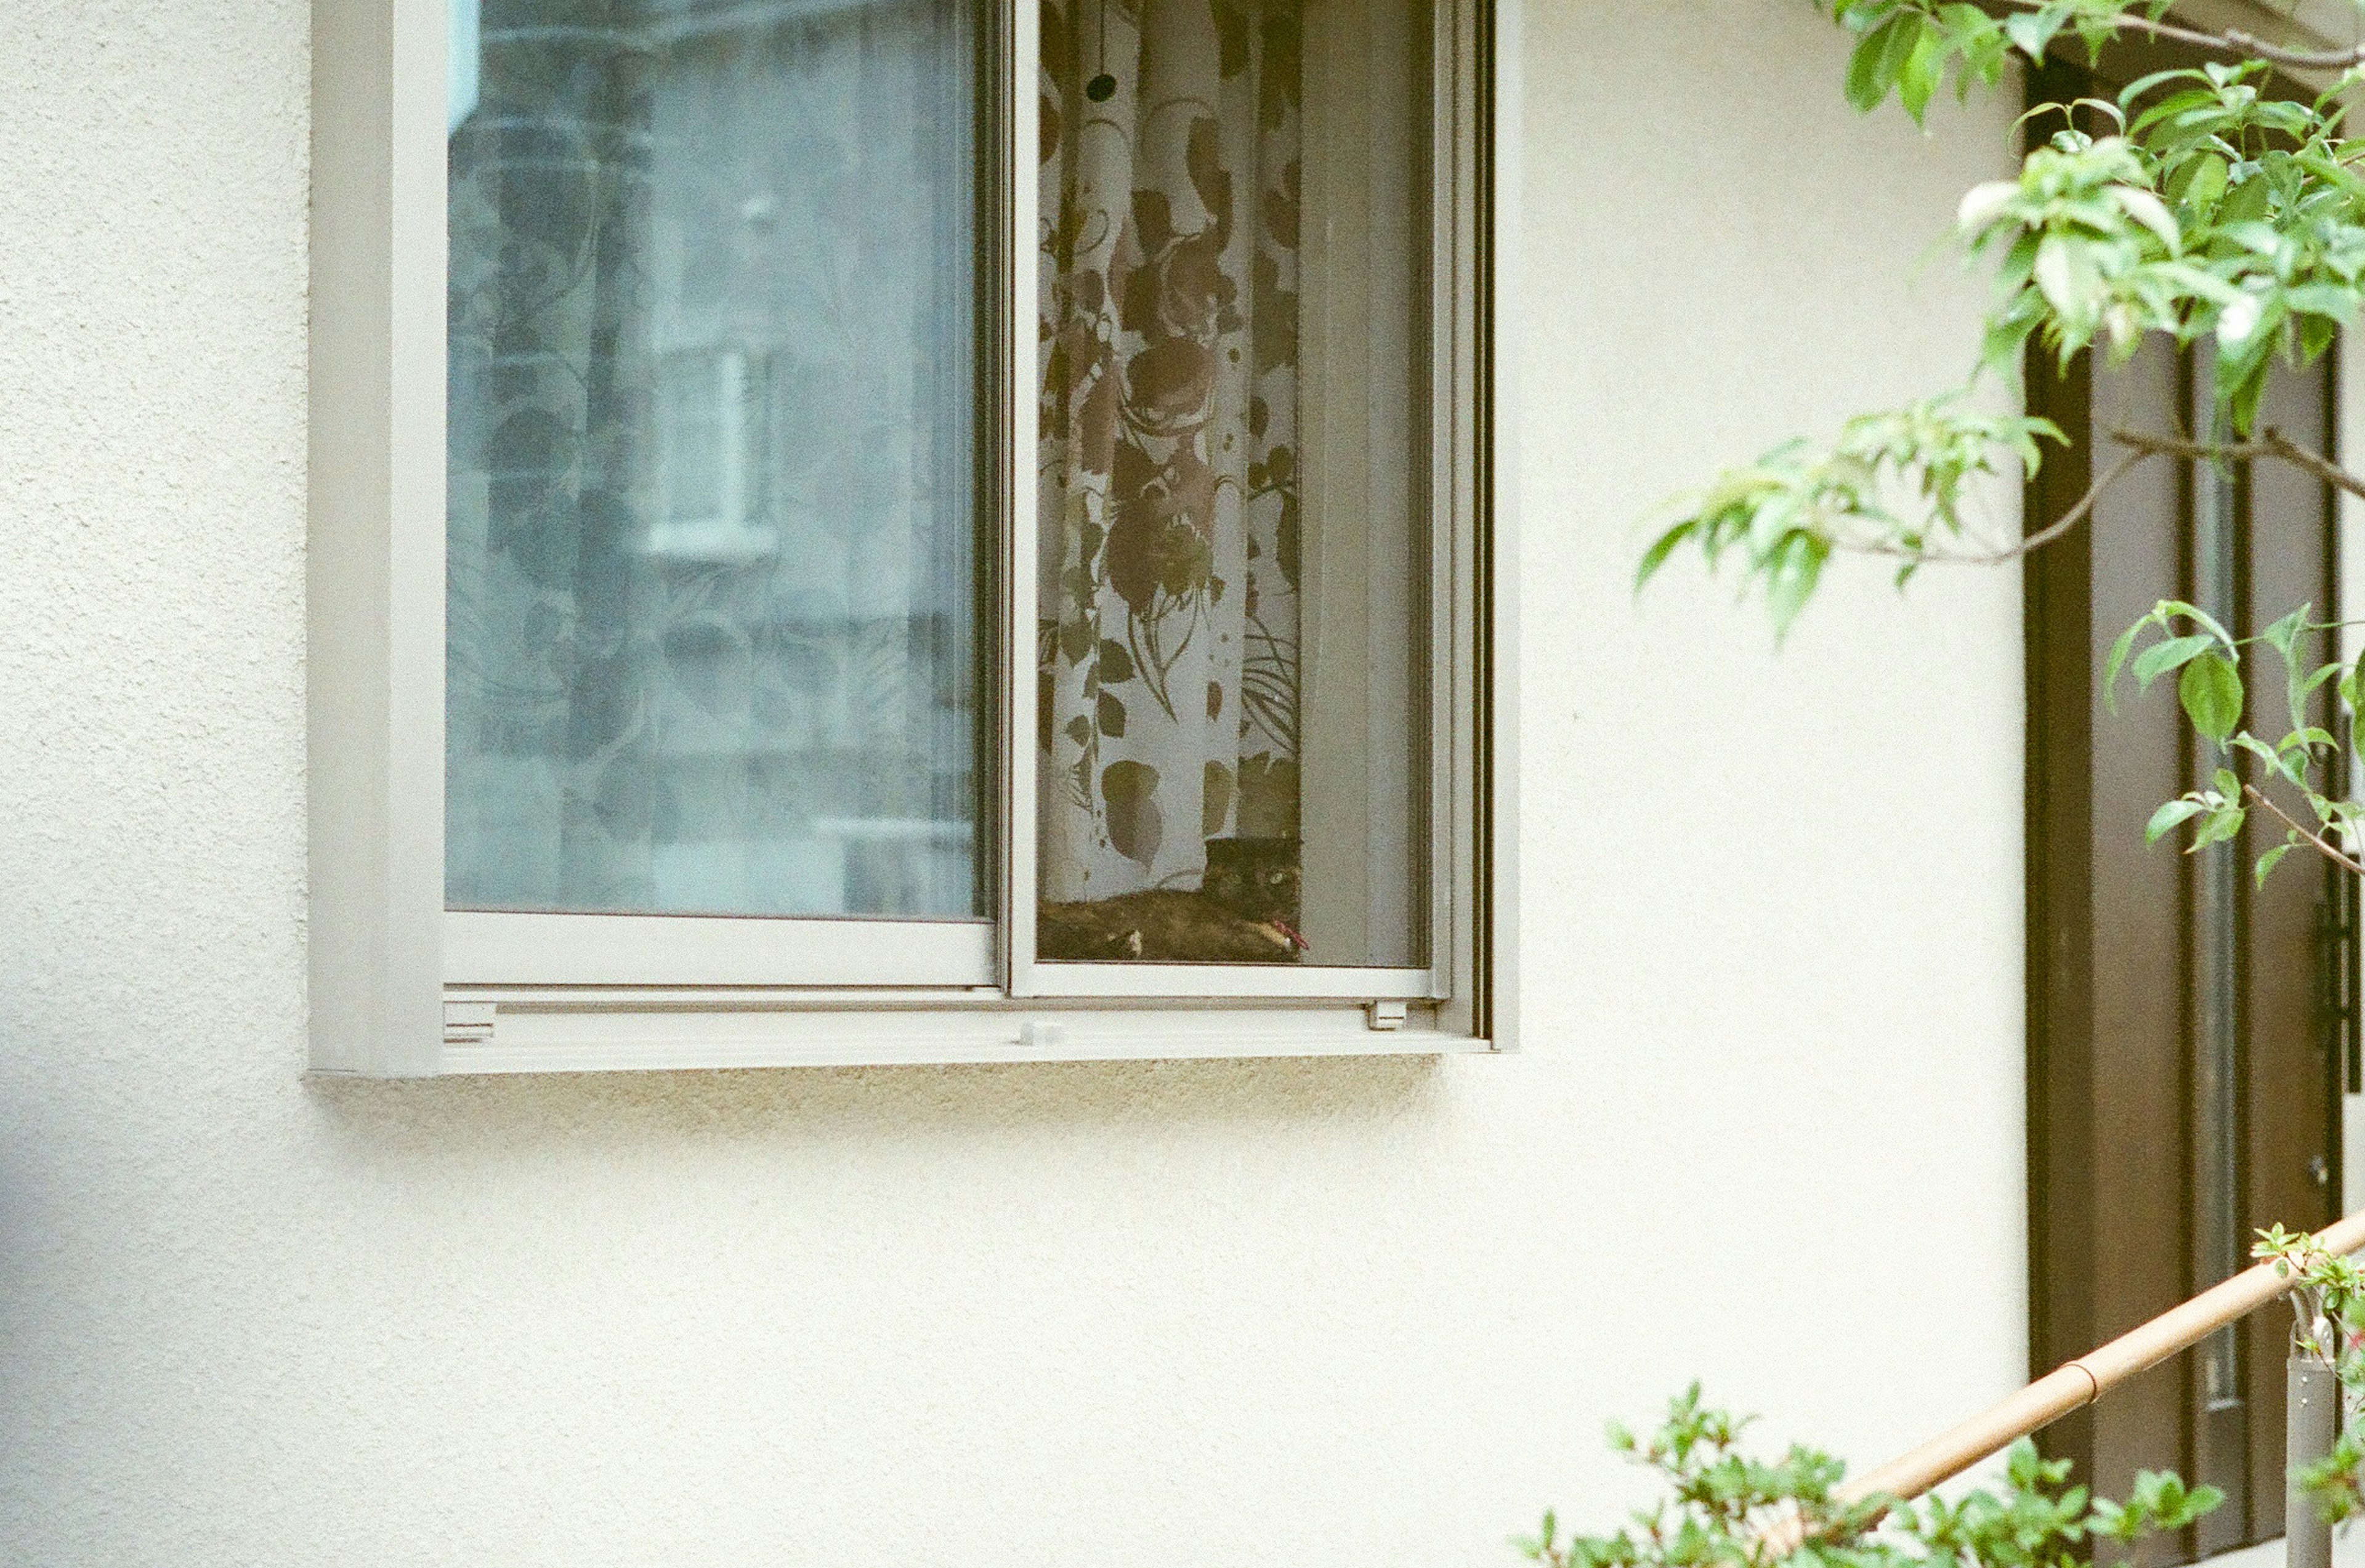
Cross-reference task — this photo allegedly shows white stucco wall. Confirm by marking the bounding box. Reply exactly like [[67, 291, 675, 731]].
[[0, 2, 2028, 1562]]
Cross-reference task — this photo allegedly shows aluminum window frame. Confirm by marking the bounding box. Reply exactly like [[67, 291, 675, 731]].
[[306, 0, 1512, 1074]]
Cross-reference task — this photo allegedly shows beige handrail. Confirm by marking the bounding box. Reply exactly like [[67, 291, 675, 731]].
[[1835, 1206, 2365, 1508]]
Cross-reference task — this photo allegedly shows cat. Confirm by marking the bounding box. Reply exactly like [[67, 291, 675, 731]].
[[1038, 837, 1306, 963]]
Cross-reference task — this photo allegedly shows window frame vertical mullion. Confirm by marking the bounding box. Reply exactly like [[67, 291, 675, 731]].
[[1419, 0, 1476, 1031], [1000, 0, 1044, 999]]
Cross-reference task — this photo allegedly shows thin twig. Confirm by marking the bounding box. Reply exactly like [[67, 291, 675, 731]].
[[2244, 782, 2365, 878], [1824, 447, 2156, 567], [1826, 422, 2365, 575], [2109, 424, 2365, 503], [2260, 427, 2365, 504], [1995, 0, 2365, 71], [1987, 447, 2153, 562]]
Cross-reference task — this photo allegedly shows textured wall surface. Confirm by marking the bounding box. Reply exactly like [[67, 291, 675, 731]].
[[0, 2, 2028, 1562]]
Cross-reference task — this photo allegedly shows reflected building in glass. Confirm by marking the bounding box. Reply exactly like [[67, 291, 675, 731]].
[[445, 0, 983, 920]]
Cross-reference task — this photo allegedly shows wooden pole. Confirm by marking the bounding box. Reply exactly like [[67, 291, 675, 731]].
[[1835, 1207, 2365, 1508]]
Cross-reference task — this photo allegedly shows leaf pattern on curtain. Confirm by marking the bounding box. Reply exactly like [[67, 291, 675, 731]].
[[1037, 0, 1304, 904]]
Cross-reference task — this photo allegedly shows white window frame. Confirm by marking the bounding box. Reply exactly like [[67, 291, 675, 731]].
[[308, 0, 1517, 1075]]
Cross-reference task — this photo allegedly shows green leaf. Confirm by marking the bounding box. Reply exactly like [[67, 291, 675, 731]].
[[2110, 185, 2181, 253], [1845, 12, 1923, 113], [2181, 653, 2245, 743], [2351, 644, 2365, 758], [1767, 534, 1830, 642], [2132, 634, 2215, 688], [2148, 798, 2207, 844], [2192, 805, 2247, 849], [1898, 29, 1945, 124], [2181, 153, 2230, 211], [2002, 9, 2062, 59], [2261, 604, 2310, 658], [2285, 283, 2359, 325], [1846, 17, 1900, 110], [1957, 179, 2020, 233], [2160, 599, 2236, 648], [2103, 620, 2145, 712], [2033, 235, 2097, 329], [2256, 842, 2295, 887], [1636, 519, 1696, 593]]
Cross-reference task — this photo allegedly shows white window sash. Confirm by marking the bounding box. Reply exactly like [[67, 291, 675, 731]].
[[1000, 0, 1043, 998]]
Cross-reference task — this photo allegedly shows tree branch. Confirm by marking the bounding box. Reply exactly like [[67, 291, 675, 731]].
[[1989, 447, 2153, 562], [1997, 0, 2365, 71], [2108, 424, 2365, 505], [2244, 782, 2365, 878], [2260, 427, 2365, 504], [1824, 447, 2157, 568], [1824, 421, 2365, 576]]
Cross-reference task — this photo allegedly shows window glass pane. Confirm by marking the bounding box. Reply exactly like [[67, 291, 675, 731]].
[[1035, 0, 1428, 967], [447, 0, 984, 920]]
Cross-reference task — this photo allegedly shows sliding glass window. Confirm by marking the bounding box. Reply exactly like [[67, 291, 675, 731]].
[[445, 0, 984, 926], [426, 0, 1474, 1008]]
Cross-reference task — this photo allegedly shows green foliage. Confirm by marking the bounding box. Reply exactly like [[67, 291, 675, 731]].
[[1827, 2, 2175, 127], [1640, 2, 2365, 897], [1516, 1232, 2365, 1565], [1646, 2, 2365, 634], [2250, 1227, 2365, 1524], [2105, 600, 2363, 884], [1516, 1388, 2218, 1568], [1614, 18, 2365, 1567], [1639, 398, 2062, 641]]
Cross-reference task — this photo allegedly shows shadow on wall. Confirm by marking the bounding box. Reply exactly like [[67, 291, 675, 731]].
[[300, 1052, 1445, 1168]]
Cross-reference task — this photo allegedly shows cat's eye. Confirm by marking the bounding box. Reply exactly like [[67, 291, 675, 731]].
[[307, 0, 1505, 1072]]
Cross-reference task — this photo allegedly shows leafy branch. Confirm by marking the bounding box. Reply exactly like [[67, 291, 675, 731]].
[[1518, 1387, 2220, 1568], [1644, 2, 2365, 886], [2105, 597, 2365, 885], [1604, 14, 2365, 1566]]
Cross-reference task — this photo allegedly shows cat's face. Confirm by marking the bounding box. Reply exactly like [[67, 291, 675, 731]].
[[1203, 838, 1301, 924]]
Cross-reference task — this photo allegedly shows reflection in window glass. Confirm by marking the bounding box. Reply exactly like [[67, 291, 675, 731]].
[[447, 0, 982, 919], [1034, 0, 1427, 966]]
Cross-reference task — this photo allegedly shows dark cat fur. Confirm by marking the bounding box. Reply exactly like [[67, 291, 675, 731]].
[[1038, 838, 1304, 963]]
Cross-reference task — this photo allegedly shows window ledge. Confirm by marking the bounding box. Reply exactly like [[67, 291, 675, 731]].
[[349, 997, 1487, 1075]]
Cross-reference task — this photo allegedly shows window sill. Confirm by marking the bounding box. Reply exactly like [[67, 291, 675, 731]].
[[341, 996, 1489, 1075]]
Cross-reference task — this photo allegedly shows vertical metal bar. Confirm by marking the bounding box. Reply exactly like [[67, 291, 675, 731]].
[[2194, 399, 2247, 1417], [1427, 0, 1483, 1017], [1001, 0, 1042, 996], [2336, 865, 2355, 1097], [2287, 1354, 2338, 1568], [1423, 0, 1462, 1001]]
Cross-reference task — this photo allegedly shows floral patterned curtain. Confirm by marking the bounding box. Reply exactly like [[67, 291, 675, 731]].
[[1037, 0, 1304, 905]]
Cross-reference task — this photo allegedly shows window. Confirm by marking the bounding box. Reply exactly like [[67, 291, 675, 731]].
[[309, 0, 1507, 1073]]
